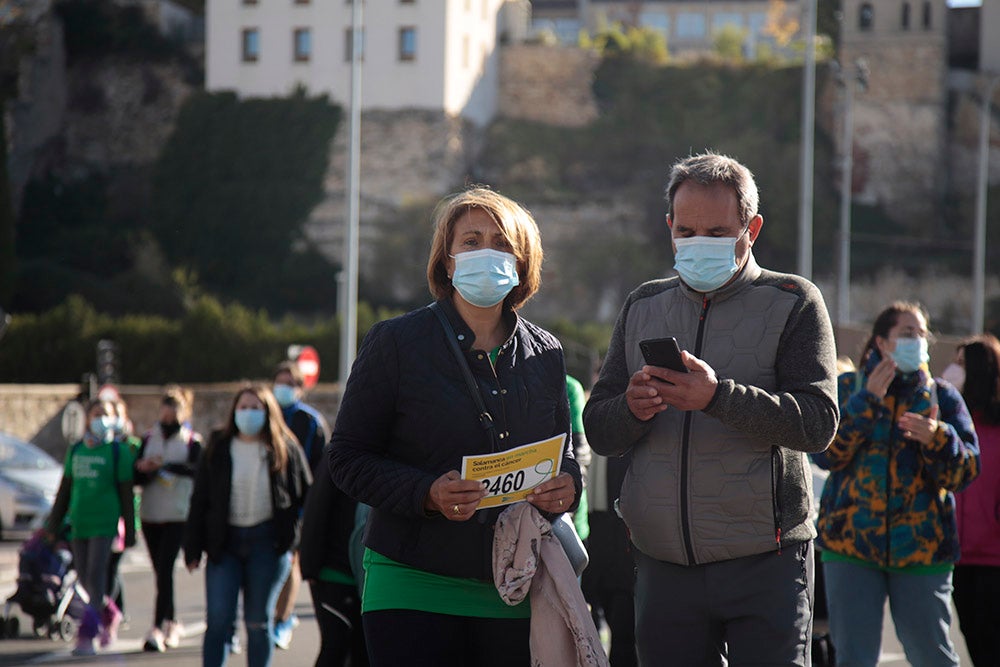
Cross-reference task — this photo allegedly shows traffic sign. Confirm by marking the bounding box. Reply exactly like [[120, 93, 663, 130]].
[[97, 384, 120, 403], [296, 346, 320, 390]]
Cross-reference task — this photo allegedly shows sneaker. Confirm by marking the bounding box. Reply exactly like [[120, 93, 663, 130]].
[[143, 626, 165, 653], [99, 603, 123, 648], [230, 633, 242, 655], [162, 619, 183, 649], [273, 614, 298, 650], [72, 637, 97, 656]]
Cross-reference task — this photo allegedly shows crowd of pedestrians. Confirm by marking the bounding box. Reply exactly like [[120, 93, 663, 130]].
[[33, 157, 1000, 666]]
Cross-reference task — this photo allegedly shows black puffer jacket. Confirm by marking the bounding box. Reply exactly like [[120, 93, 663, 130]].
[[183, 429, 312, 565], [299, 444, 358, 581], [328, 299, 582, 581]]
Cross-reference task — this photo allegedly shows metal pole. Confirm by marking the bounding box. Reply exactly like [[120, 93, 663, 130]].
[[340, 0, 363, 384], [973, 75, 1000, 335], [837, 71, 855, 327], [797, 0, 817, 279]]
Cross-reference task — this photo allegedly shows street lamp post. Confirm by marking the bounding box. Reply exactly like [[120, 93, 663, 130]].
[[340, 0, 363, 384], [797, 0, 817, 280], [973, 74, 1000, 335], [835, 59, 868, 327]]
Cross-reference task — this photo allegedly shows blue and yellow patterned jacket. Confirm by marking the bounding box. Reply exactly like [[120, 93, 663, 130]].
[[814, 352, 979, 568]]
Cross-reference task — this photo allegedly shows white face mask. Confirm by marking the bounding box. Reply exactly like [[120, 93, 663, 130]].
[[450, 249, 520, 308], [940, 363, 965, 391], [672, 228, 748, 293]]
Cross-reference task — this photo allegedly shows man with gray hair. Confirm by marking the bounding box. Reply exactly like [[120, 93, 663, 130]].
[[584, 151, 839, 665]]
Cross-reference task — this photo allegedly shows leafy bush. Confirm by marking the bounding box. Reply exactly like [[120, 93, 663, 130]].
[[579, 24, 668, 65], [484, 61, 841, 276], [151, 91, 341, 315], [55, 0, 178, 63], [0, 111, 14, 306], [0, 296, 402, 383]]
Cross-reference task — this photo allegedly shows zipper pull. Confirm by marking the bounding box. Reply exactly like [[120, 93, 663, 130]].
[[775, 527, 782, 555], [700, 295, 709, 321]]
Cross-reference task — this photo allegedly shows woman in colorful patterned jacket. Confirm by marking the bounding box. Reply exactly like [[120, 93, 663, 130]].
[[814, 301, 979, 667]]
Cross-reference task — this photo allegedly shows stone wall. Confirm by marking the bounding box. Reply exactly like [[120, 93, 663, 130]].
[[837, 38, 947, 221], [498, 44, 600, 128], [0, 383, 343, 462], [63, 61, 193, 168], [303, 109, 474, 269]]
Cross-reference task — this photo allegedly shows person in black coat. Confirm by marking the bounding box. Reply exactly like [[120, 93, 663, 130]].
[[183, 383, 312, 667], [328, 186, 582, 667], [299, 447, 367, 667]]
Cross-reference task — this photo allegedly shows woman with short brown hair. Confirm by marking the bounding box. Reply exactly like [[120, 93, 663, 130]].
[[330, 186, 582, 666]]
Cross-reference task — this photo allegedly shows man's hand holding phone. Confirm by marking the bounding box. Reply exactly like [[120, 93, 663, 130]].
[[627, 338, 720, 419]]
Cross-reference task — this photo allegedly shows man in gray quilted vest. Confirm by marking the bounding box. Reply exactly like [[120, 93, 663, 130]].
[[584, 151, 839, 666]]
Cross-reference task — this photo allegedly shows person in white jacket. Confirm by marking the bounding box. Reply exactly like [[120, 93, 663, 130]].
[[134, 386, 203, 652]]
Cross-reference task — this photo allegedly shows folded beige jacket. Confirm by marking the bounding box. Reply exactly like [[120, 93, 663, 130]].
[[493, 503, 609, 667]]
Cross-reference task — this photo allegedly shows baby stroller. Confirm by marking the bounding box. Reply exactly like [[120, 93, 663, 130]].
[[0, 531, 87, 641]]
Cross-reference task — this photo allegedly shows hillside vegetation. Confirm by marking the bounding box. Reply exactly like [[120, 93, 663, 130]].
[[483, 59, 838, 320]]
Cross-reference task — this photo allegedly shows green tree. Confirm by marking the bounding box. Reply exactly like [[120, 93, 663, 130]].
[[713, 25, 749, 61], [580, 23, 668, 65], [151, 91, 341, 314], [0, 112, 14, 306]]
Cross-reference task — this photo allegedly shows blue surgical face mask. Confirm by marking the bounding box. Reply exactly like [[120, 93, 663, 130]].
[[890, 337, 929, 374], [451, 249, 520, 308], [234, 408, 267, 437], [89, 416, 115, 442], [273, 384, 297, 408], [672, 232, 745, 293]]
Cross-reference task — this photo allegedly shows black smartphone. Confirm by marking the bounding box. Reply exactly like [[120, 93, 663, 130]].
[[639, 337, 688, 373]]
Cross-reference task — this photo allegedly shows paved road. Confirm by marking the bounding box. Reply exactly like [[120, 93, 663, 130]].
[[0, 536, 319, 666], [0, 538, 973, 665]]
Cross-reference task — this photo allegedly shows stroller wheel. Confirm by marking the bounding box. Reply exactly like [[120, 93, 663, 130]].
[[57, 616, 76, 642], [32, 619, 48, 638], [4, 616, 19, 639]]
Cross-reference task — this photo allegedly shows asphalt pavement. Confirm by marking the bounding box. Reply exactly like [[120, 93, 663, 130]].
[[0, 537, 973, 666], [0, 536, 319, 666]]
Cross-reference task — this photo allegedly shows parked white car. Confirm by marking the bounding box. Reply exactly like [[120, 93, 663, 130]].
[[0, 433, 62, 540]]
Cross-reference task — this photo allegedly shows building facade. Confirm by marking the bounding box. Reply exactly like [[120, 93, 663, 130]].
[[531, 0, 804, 57], [206, 0, 506, 125], [837, 0, 947, 220]]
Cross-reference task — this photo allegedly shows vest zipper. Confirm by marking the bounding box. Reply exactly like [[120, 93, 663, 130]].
[[680, 295, 711, 565], [772, 447, 784, 554]]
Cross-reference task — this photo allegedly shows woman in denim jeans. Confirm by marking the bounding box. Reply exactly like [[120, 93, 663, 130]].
[[183, 384, 312, 667], [814, 302, 979, 667]]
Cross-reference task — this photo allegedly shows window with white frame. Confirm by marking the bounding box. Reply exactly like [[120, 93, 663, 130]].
[[399, 26, 416, 61], [859, 3, 874, 30], [242, 28, 260, 62], [676, 13, 706, 39], [294, 28, 311, 62], [640, 12, 669, 39], [712, 12, 744, 33]]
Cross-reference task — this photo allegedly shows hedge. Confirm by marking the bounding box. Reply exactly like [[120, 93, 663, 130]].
[[0, 296, 398, 384]]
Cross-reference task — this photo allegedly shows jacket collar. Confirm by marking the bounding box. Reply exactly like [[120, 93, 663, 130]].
[[436, 297, 520, 355], [678, 253, 762, 305]]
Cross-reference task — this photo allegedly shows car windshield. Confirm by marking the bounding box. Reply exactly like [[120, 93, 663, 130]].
[[0, 435, 60, 470]]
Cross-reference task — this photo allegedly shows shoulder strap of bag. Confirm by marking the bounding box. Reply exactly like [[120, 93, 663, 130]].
[[428, 302, 499, 451]]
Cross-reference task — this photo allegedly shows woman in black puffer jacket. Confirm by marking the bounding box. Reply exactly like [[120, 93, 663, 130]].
[[328, 186, 582, 667]]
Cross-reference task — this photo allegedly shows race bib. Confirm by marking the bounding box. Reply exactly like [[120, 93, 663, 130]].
[[461, 433, 566, 509]]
